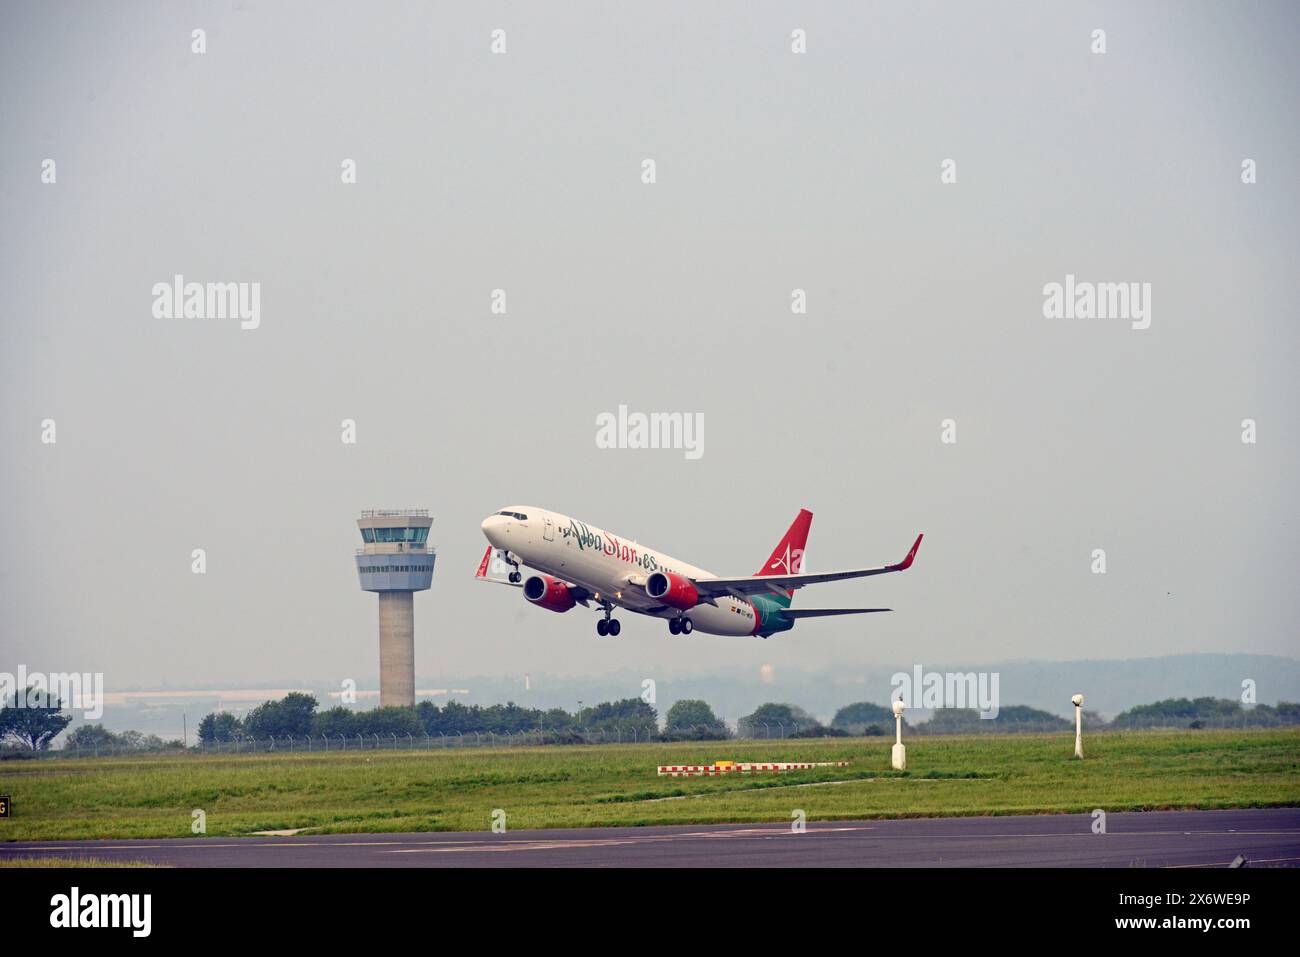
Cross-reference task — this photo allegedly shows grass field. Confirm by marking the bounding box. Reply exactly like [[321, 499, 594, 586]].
[[1, 729, 1297, 842], [0, 857, 164, 868]]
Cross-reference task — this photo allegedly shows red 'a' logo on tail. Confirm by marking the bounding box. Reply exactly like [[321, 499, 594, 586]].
[[757, 510, 813, 590]]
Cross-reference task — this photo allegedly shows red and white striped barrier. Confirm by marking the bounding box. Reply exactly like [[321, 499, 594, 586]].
[[657, 761, 850, 777]]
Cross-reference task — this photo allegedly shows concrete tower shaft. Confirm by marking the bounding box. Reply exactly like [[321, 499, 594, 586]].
[[377, 592, 415, 707], [355, 509, 435, 708]]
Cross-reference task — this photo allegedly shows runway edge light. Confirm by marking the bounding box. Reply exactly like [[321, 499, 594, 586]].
[[891, 697, 907, 771], [1072, 693, 1085, 759]]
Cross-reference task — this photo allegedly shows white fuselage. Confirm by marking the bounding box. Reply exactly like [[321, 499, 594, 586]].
[[480, 506, 759, 636]]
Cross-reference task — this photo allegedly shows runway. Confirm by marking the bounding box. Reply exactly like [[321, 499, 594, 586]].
[[3, 808, 1298, 867]]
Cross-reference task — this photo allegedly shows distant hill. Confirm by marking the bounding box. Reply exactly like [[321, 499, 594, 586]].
[[70, 653, 1300, 738], [552, 653, 1300, 725]]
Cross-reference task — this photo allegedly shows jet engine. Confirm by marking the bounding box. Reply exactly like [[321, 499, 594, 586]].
[[523, 574, 577, 613], [645, 570, 700, 610]]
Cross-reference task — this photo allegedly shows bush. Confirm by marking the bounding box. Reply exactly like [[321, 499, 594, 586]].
[[789, 725, 849, 738], [737, 703, 820, 738], [831, 701, 894, 734]]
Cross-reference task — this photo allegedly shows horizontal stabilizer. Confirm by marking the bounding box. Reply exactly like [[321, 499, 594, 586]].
[[474, 546, 521, 587], [779, 608, 891, 618]]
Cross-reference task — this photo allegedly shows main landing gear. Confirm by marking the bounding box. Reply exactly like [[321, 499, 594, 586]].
[[596, 602, 621, 637], [503, 552, 522, 584], [668, 616, 693, 636]]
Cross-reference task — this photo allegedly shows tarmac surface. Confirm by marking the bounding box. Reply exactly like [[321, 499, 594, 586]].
[[3, 808, 1298, 867]]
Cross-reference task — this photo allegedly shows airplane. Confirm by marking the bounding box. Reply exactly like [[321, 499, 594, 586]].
[[476, 506, 922, 638]]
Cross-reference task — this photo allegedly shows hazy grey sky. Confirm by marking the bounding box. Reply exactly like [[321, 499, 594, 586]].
[[2, 1, 1297, 693]]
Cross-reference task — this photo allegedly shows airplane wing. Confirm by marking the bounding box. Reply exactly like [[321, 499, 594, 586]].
[[692, 534, 923, 600]]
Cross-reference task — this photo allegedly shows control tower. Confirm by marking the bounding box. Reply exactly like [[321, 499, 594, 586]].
[[355, 509, 436, 707]]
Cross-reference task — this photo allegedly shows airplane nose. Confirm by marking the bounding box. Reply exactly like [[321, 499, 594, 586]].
[[481, 514, 506, 544]]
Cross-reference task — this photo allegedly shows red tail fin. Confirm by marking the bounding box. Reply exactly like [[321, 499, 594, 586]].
[[475, 546, 493, 578], [757, 509, 812, 579]]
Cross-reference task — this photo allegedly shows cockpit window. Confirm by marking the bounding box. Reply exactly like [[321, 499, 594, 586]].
[[497, 511, 528, 520]]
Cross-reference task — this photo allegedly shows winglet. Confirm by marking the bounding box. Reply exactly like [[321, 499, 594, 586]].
[[474, 545, 493, 579], [897, 534, 923, 570]]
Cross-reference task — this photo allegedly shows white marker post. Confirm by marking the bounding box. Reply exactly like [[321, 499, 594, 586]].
[[891, 697, 906, 771], [1072, 693, 1084, 759]]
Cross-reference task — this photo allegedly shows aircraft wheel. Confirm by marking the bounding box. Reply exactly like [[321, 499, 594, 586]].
[[608, 619, 621, 636], [681, 617, 694, 635], [596, 619, 608, 637], [508, 571, 521, 583], [668, 618, 681, 635]]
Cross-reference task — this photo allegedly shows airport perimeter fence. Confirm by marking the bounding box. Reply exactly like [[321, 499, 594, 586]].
[[1104, 713, 1300, 731], [24, 723, 804, 760], [14, 717, 1286, 760]]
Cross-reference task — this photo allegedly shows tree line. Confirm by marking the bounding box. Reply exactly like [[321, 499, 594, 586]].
[[195, 693, 1300, 744], [3, 686, 1297, 754], [195, 693, 691, 744]]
